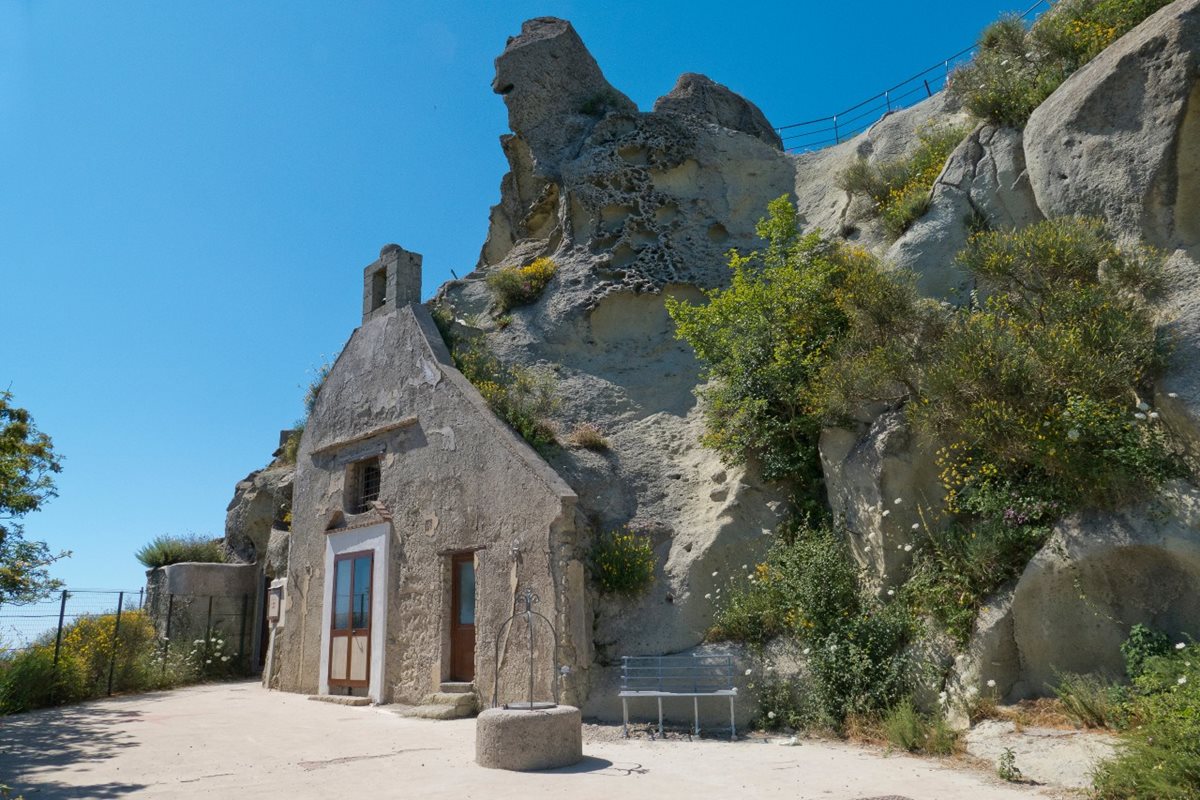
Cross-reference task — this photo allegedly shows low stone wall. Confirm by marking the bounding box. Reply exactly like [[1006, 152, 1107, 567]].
[[145, 562, 260, 670]]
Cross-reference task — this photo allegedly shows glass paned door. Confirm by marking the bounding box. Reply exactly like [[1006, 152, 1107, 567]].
[[330, 551, 372, 689], [450, 554, 476, 682]]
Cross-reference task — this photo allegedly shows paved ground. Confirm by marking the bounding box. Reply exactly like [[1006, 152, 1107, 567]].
[[0, 681, 1060, 799]]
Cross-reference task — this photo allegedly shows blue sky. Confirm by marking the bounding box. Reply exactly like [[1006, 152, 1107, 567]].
[[1, 0, 1024, 592]]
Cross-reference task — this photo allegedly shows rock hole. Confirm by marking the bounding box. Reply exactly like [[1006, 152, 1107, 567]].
[[610, 243, 637, 269], [600, 203, 635, 226], [653, 203, 679, 225], [617, 144, 650, 165], [496, 83, 514, 95], [707, 222, 729, 243]]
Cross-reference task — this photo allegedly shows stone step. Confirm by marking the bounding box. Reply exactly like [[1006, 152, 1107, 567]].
[[403, 702, 476, 720], [307, 694, 371, 707], [439, 681, 475, 694], [422, 692, 477, 709]]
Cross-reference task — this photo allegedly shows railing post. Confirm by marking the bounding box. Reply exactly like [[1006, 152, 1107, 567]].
[[107, 591, 124, 696], [924, 78, 932, 97], [137, 587, 144, 610], [833, 115, 840, 144], [885, 90, 891, 112], [52, 589, 68, 667], [162, 593, 175, 678]]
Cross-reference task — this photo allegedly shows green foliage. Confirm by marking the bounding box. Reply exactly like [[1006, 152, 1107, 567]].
[[431, 307, 559, 450], [997, 746, 1024, 782], [281, 425, 303, 465], [751, 673, 820, 731], [589, 527, 655, 596], [486, 257, 558, 312], [1094, 641, 1200, 799], [839, 124, 970, 237], [135, 534, 227, 569], [0, 647, 87, 714], [1121, 623, 1171, 680], [303, 362, 333, 416], [0, 391, 67, 605], [905, 518, 1048, 644], [1053, 671, 1128, 729], [881, 698, 958, 755], [951, 0, 1173, 127], [711, 522, 916, 726], [917, 219, 1177, 518], [669, 196, 922, 509]]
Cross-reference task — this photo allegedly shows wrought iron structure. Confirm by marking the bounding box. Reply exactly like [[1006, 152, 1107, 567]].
[[490, 587, 561, 710]]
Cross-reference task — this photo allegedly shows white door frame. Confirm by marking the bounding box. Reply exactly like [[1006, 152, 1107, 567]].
[[318, 523, 389, 702]]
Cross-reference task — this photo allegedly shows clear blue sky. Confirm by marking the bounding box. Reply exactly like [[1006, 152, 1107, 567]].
[[2, 0, 1023, 592]]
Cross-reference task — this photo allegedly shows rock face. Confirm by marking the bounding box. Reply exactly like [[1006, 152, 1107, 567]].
[[492, 17, 636, 178], [653, 73, 783, 149], [1024, 0, 1200, 249], [442, 20, 795, 680], [886, 123, 1042, 298], [224, 463, 293, 567], [819, 410, 945, 589], [953, 483, 1200, 701]]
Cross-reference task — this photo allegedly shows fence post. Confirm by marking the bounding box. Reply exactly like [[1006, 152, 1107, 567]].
[[52, 589, 69, 667], [162, 593, 175, 678], [833, 115, 840, 144], [239, 593, 249, 671], [138, 587, 144, 611], [885, 90, 891, 112], [107, 591, 125, 696], [924, 79, 932, 97]]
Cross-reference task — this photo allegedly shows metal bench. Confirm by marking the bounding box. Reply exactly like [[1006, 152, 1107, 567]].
[[618, 654, 737, 739]]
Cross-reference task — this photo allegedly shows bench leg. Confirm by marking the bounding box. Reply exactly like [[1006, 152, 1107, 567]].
[[657, 697, 663, 738], [729, 696, 736, 740], [693, 696, 700, 736], [622, 697, 628, 738]]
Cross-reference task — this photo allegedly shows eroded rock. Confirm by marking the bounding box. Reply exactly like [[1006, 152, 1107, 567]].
[[653, 73, 782, 149]]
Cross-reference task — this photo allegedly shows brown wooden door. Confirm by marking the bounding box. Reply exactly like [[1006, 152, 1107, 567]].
[[450, 554, 476, 682], [329, 551, 372, 689]]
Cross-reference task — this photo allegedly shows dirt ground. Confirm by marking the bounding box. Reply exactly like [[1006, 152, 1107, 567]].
[[0, 681, 1065, 799]]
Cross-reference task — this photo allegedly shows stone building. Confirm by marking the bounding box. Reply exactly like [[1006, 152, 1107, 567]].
[[264, 245, 591, 708]]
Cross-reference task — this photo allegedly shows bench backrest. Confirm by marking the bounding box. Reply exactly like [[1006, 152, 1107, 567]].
[[619, 654, 736, 693]]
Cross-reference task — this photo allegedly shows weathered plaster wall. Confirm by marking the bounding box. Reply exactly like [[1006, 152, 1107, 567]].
[[270, 301, 589, 706]]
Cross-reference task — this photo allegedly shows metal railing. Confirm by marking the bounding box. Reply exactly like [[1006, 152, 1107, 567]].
[[775, 0, 1053, 153]]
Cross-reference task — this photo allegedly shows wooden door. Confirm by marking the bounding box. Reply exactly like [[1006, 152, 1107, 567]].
[[329, 551, 372, 689], [450, 554, 476, 682]]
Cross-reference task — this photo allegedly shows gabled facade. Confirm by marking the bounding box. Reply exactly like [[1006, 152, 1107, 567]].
[[265, 245, 590, 705]]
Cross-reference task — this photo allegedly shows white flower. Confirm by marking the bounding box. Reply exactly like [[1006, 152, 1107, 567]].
[[864, 546, 872, 553], [742, 564, 748, 570], [767, 711, 776, 720], [987, 679, 997, 688], [894, 498, 902, 505], [903, 544, 913, 552], [712, 571, 719, 577], [882, 510, 891, 517], [1168, 392, 1179, 399], [1179, 676, 1188, 686], [1149, 412, 1160, 420], [897, 544, 904, 550], [221, 656, 230, 662], [1042, 421, 1051, 428], [745, 668, 753, 676], [704, 593, 712, 600], [1177, 643, 1187, 650], [1067, 428, 1080, 441], [910, 523, 919, 531], [802, 648, 811, 655], [1137, 401, 1150, 411], [1000, 59, 1009, 66], [193, 639, 204, 645], [205, 659, 212, 664], [938, 691, 948, 703], [887, 589, 896, 597], [1134, 412, 1147, 421]]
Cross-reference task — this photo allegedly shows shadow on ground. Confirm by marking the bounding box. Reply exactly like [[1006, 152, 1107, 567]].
[[0, 701, 148, 798]]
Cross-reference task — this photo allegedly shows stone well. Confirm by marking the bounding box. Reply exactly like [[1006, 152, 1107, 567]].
[[476, 705, 583, 771]]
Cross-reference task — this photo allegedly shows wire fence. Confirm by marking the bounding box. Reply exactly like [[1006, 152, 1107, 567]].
[[0, 587, 256, 698], [775, 0, 1052, 153]]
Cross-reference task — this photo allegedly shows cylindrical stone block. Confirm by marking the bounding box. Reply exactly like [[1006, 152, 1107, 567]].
[[475, 705, 583, 771]]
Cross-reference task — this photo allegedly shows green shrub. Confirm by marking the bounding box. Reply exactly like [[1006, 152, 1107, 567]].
[[914, 219, 1177, 518], [135, 534, 227, 569], [806, 605, 916, 722], [839, 124, 969, 237], [590, 527, 655, 596], [59, 609, 161, 696], [1121, 623, 1171, 680], [752, 673, 821, 731], [880, 697, 958, 754], [1053, 671, 1128, 729], [1094, 641, 1200, 798], [905, 518, 1048, 645], [998, 746, 1024, 782], [0, 647, 87, 714], [951, 0, 1173, 127], [487, 257, 558, 312]]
